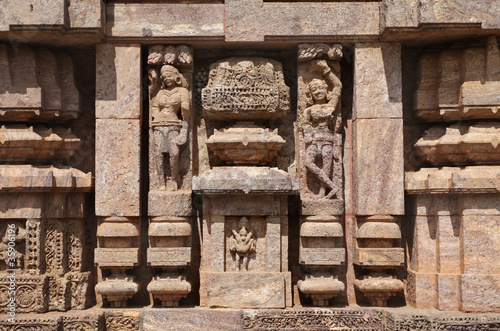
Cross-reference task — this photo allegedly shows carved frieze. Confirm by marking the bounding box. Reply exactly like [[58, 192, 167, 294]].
[[202, 57, 290, 120]]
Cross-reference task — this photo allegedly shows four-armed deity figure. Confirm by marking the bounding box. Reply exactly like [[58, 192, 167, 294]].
[[229, 219, 256, 271], [302, 59, 342, 199], [150, 64, 190, 190]]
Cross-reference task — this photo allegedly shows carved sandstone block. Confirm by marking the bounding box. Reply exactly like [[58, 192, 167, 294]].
[[107, 3, 224, 38], [95, 119, 140, 217], [353, 43, 402, 119], [353, 119, 404, 215], [225, 0, 379, 42], [96, 44, 141, 119]]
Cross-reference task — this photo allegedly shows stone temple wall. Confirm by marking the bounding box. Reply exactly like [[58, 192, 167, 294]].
[[0, 0, 499, 329]]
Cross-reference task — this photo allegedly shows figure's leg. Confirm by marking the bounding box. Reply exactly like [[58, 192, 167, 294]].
[[321, 144, 337, 198], [167, 130, 181, 190], [235, 254, 241, 271], [305, 144, 337, 197], [153, 129, 166, 189], [243, 254, 249, 271]]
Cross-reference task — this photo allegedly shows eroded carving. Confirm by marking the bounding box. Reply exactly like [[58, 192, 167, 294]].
[[229, 217, 256, 271], [202, 57, 290, 119], [148, 45, 193, 193], [298, 44, 343, 200]]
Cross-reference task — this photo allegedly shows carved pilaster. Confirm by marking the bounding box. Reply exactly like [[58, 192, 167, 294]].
[[95, 217, 140, 308], [354, 215, 404, 306], [146, 45, 195, 307]]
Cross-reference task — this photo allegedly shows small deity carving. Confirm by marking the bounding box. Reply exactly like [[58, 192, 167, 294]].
[[149, 64, 190, 190], [229, 218, 256, 271], [301, 56, 342, 199]]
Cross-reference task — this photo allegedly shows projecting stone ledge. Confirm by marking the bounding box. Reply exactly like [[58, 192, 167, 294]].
[[406, 166, 500, 194], [193, 167, 298, 194], [0, 165, 93, 191]]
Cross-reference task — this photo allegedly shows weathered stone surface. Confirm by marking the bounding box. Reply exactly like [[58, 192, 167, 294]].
[[204, 195, 288, 216], [353, 119, 404, 215], [462, 275, 500, 312], [202, 57, 290, 120], [406, 166, 500, 194], [148, 191, 192, 217], [203, 272, 289, 308], [105, 310, 140, 331], [414, 123, 500, 165], [0, 0, 65, 30], [414, 37, 500, 122], [225, 0, 379, 42], [382, 0, 420, 29], [107, 3, 224, 39], [142, 308, 242, 331], [68, 0, 104, 29], [0, 165, 92, 191], [95, 119, 140, 217], [353, 43, 402, 119], [419, 0, 500, 29], [407, 270, 438, 309], [193, 167, 296, 194], [0, 192, 87, 219], [96, 44, 141, 119], [301, 198, 344, 216], [0, 46, 81, 122], [0, 125, 81, 162], [242, 308, 383, 330]]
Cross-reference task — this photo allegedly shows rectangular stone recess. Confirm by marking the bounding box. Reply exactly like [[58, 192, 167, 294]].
[[95, 119, 141, 217], [205, 272, 288, 308]]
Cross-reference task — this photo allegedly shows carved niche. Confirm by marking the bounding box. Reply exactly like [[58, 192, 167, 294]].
[[147, 45, 193, 192], [298, 43, 343, 200]]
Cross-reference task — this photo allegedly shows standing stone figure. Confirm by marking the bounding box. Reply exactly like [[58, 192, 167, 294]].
[[302, 59, 342, 199], [229, 219, 256, 271], [149, 64, 190, 190]]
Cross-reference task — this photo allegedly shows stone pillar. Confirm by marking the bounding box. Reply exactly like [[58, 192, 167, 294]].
[[296, 43, 346, 306], [406, 36, 500, 312], [145, 45, 194, 307], [352, 42, 405, 306], [0, 45, 93, 313], [94, 44, 142, 307]]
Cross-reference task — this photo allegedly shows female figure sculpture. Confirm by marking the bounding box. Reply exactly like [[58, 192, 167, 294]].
[[302, 59, 342, 199], [150, 65, 190, 190]]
